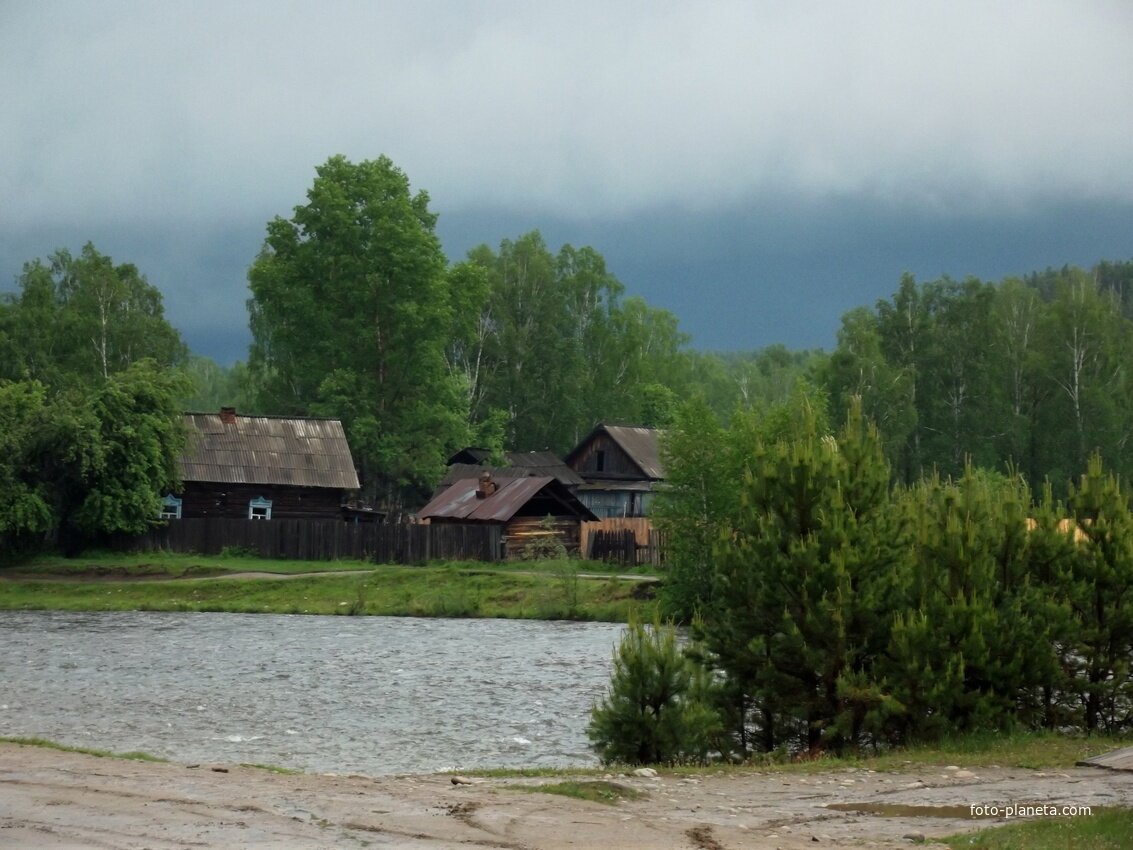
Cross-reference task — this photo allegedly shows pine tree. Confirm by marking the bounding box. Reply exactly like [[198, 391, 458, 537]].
[[587, 616, 721, 765], [1062, 455, 1133, 732]]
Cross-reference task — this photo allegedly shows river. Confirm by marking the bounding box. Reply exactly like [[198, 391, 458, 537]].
[[0, 611, 624, 775]]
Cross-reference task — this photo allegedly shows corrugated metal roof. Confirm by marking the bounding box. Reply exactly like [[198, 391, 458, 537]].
[[567, 424, 664, 480], [179, 413, 360, 490], [505, 451, 586, 485], [437, 454, 584, 490], [418, 476, 596, 522], [604, 426, 663, 479]]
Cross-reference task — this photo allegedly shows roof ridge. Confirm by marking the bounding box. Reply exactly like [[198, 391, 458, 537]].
[[183, 411, 343, 422]]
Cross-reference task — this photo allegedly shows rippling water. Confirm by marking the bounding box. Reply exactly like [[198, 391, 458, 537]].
[[0, 611, 624, 775]]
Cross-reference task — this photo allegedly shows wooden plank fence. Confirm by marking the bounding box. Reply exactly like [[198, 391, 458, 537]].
[[583, 519, 667, 568], [124, 519, 503, 564]]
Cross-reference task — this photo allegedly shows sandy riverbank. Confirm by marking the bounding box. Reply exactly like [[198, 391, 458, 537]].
[[2, 742, 1130, 849]]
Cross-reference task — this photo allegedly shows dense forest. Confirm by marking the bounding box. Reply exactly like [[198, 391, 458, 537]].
[[2, 152, 1132, 526]]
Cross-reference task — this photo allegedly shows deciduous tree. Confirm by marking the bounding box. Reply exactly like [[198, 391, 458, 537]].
[[247, 155, 468, 502]]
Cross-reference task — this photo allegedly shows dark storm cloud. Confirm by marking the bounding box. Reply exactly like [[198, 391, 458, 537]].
[[2, 1, 1132, 360]]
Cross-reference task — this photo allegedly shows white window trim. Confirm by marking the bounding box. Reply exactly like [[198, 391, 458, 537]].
[[248, 496, 273, 520], [160, 494, 182, 520]]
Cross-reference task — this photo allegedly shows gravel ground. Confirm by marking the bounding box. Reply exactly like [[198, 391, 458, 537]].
[[2, 742, 1130, 849]]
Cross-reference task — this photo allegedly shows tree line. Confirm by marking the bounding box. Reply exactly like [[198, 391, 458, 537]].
[[823, 263, 1133, 497], [3, 151, 1132, 534]]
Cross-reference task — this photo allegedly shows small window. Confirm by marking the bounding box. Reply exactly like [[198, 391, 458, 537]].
[[248, 496, 272, 520], [595, 450, 606, 472], [160, 494, 182, 520]]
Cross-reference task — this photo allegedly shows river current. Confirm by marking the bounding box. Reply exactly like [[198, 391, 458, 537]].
[[0, 611, 624, 775]]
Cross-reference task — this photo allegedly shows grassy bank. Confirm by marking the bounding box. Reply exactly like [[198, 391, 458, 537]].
[[0, 736, 166, 762], [944, 808, 1133, 849], [470, 731, 1130, 778], [0, 553, 657, 621]]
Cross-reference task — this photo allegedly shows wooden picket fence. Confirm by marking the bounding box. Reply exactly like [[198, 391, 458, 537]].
[[124, 518, 502, 564]]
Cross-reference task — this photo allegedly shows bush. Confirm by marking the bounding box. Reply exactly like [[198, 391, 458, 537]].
[[587, 616, 721, 765]]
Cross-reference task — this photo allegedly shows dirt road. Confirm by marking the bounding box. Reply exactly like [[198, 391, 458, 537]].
[[2, 742, 1129, 849]]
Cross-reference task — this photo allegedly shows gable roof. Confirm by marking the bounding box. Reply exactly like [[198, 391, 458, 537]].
[[417, 476, 596, 522], [439, 451, 584, 490], [566, 424, 664, 480], [179, 412, 360, 490]]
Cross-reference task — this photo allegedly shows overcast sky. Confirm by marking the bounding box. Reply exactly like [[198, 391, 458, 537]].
[[3, 1, 1132, 364]]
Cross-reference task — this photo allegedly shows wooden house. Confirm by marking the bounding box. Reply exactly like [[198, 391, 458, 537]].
[[163, 408, 360, 521], [437, 448, 584, 494], [416, 472, 597, 557], [564, 424, 663, 518]]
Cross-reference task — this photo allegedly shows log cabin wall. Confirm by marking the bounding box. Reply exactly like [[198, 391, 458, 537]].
[[503, 516, 582, 558], [570, 433, 641, 478], [178, 482, 344, 520]]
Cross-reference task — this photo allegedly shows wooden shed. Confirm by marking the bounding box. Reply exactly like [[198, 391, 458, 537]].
[[416, 473, 597, 557], [564, 424, 664, 518], [165, 408, 360, 521]]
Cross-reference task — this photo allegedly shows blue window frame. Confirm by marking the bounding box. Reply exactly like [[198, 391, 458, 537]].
[[160, 494, 182, 520], [248, 496, 273, 520]]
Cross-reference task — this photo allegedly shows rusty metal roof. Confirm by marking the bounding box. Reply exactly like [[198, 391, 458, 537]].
[[567, 424, 664, 480], [437, 453, 584, 490], [179, 412, 360, 490], [417, 476, 595, 522], [504, 451, 586, 485]]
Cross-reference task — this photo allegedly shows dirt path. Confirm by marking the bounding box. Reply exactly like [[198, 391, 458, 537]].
[[1, 567, 658, 584], [2, 743, 1129, 849]]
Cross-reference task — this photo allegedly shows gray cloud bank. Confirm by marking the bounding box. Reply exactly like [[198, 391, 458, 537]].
[[2, 1, 1131, 362], [4, 1, 1131, 227]]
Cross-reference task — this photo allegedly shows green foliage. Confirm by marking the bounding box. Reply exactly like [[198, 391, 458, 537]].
[[826, 264, 1133, 493], [655, 384, 834, 623], [1, 737, 167, 762], [247, 155, 468, 504], [516, 780, 644, 804], [884, 467, 1048, 738], [0, 563, 654, 622], [653, 391, 1133, 759], [0, 381, 54, 556], [180, 356, 254, 412], [588, 616, 721, 765], [944, 807, 1133, 850], [1, 243, 186, 386], [705, 399, 906, 755], [457, 232, 692, 453], [55, 361, 190, 539], [0, 244, 189, 558], [1062, 455, 1133, 732], [653, 397, 734, 621], [522, 515, 569, 560]]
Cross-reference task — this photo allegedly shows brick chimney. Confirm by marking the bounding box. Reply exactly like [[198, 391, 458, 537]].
[[219, 407, 237, 425], [476, 470, 497, 499]]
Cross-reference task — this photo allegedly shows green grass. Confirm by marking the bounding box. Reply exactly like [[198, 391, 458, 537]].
[[4, 550, 379, 578], [510, 780, 645, 805], [469, 731, 1128, 780], [4, 551, 659, 579], [851, 730, 1129, 772], [943, 807, 1133, 849], [240, 762, 304, 775], [660, 730, 1128, 775], [1, 736, 166, 762], [0, 561, 656, 622]]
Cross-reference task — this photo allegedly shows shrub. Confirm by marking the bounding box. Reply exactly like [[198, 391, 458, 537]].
[[587, 616, 721, 765]]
